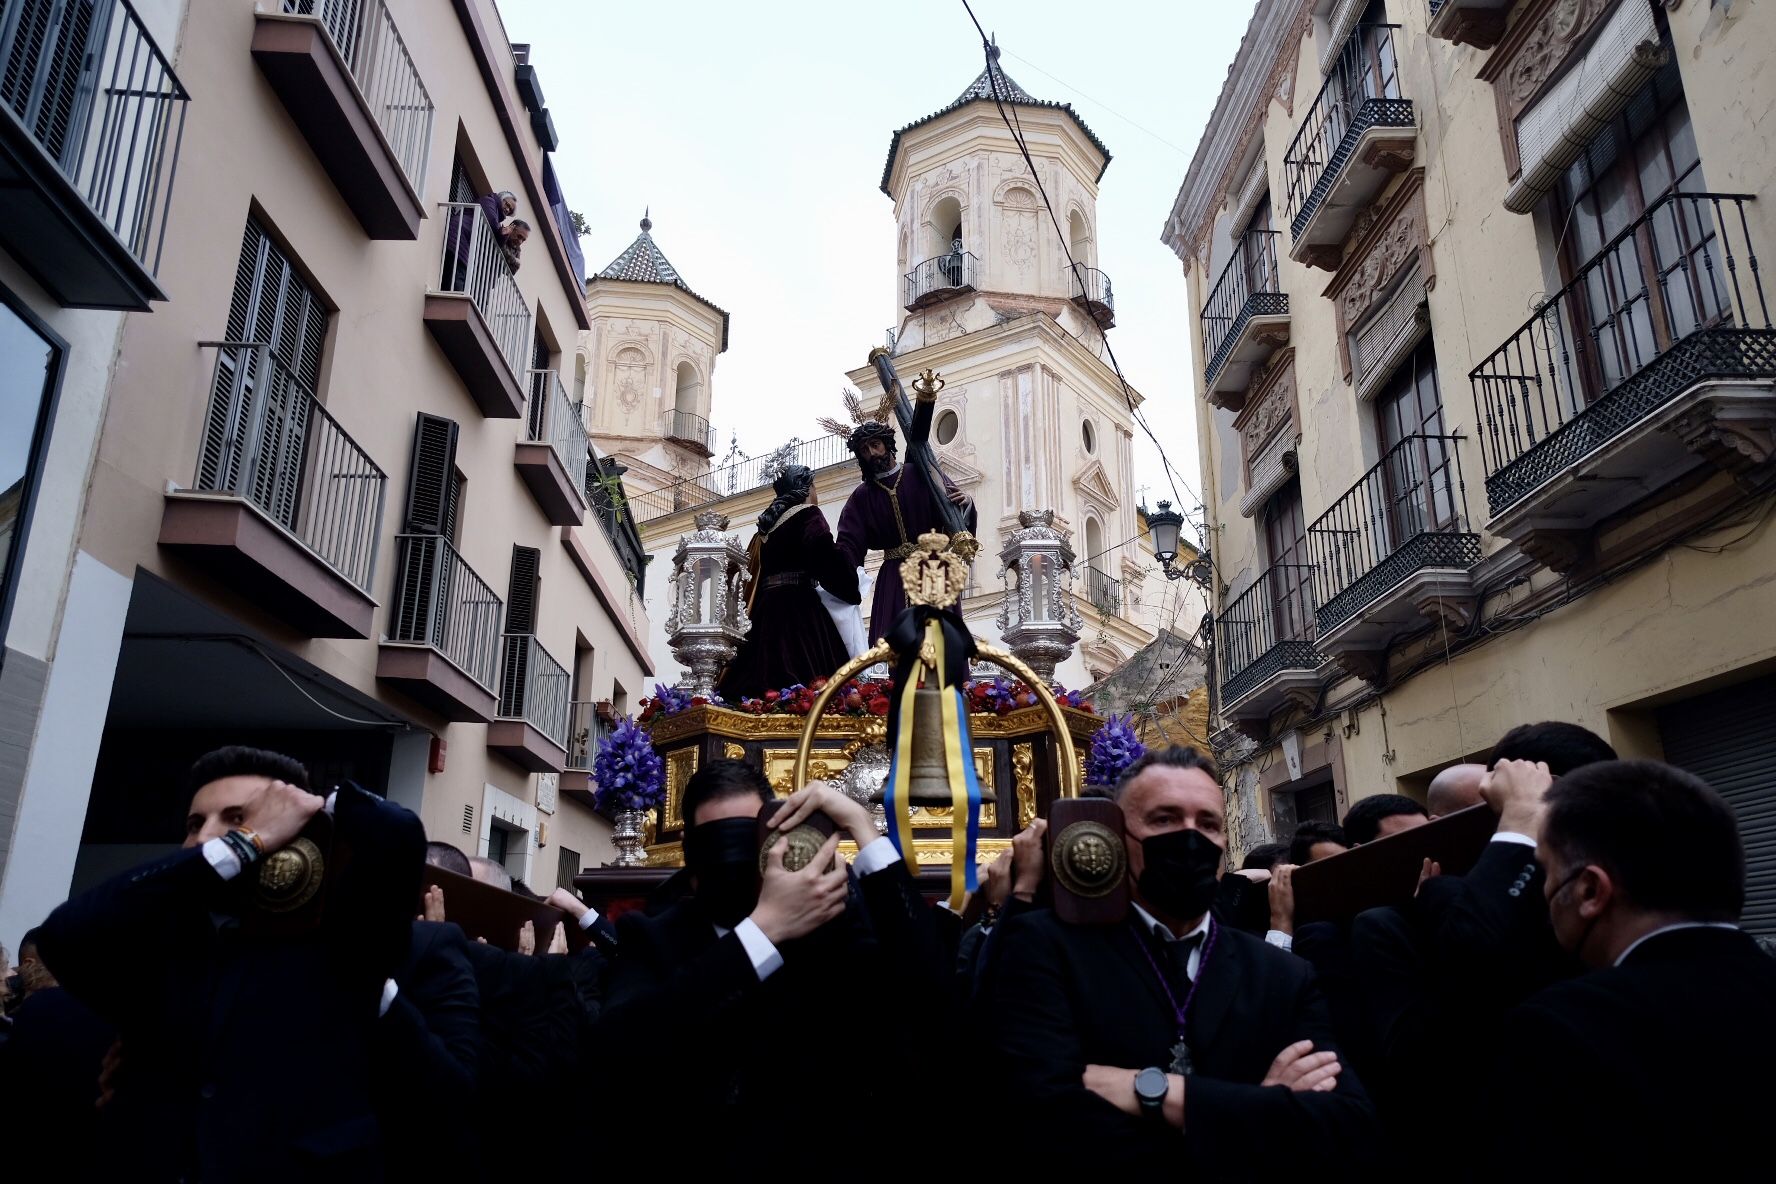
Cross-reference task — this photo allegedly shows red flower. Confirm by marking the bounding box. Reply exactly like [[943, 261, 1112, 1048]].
[[811, 677, 828, 691], [867, 697, 890, 716], [690, 696, 708, 706], [764, 690, 780, 703]]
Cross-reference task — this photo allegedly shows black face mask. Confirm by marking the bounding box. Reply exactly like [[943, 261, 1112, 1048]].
[[1137, 828, 1224, 920], [684, 817, 762, 929]]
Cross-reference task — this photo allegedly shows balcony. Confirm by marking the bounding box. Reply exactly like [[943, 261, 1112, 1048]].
[[377, 533, 504, 721], [560, 700, 609, 802], [1085, 566, 1122, 616], [252, 1, 430, 239], [1425, 0, 1510, 51], [426, 201, 531, 418], [660, 408, 716, 455], [1284, 24, 1416, 272], [516, 369, 588, 526], [587, 456, 648, 594], [1070, 266, 1116, 330], [1202, 230, 1289, 406], [160, 344, 385, 638], [0, 0, 188, 308], [488, 633, 569, 772], [1468, 193, 1776, 571], [1306, 433, 1481, 680], [1217, 562, 1326, 735], [903, 251, 978, 311]]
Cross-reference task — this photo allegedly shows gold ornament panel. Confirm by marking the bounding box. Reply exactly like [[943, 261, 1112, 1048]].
[[761, 747, 998, 828], [646, 703, 1098, 746], [663, 747, 698, 832], [642, 837, 1011, 869]]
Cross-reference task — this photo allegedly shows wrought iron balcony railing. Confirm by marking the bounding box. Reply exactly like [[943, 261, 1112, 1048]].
[[904, 250, 978, 310], [194, 343, 387, 591], [0, 0, 189, 288], [1070, 265, 1115, 328], [586, 457, 648, 595], [660, 408, 716, 453], [433, 200, 532, 381], [1468, 191, 1775, 516], [1085, 566, 1122, 616], [283, 0, 431, 191], [1306, 433, 1480, 635], [1283, 23, 1411, 239], [527, 368, 589, 498], [498, 632, 570, 750], [388, 533, 504, 691], [1202, 229, 1286, 385], [566, 700, 607, 772], [1218, 562, 1320, 705]]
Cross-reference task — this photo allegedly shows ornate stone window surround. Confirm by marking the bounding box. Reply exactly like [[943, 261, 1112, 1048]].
[[1234, 349, 1302, 518], [1322, 169, 1433, 384]]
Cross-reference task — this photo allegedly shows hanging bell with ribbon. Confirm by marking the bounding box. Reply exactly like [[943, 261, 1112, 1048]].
[[876, 687, 998, 808]]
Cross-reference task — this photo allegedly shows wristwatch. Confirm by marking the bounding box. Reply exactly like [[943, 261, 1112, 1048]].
[[1134, 1066, 1169, 1121]]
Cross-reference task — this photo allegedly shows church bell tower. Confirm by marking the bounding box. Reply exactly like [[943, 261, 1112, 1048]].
[[580, 213, 731, 494], [849, 45, 1158, 686]]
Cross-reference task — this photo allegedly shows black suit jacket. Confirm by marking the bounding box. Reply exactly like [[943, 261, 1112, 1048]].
[[377, 922, 480, 1172], [36, 785, 424, 1183], [1479, 926, 1776, 1178], [0, 986, 115, 1170], [1413, 838, 1567, 1007], [983, 909, 1379, 1173], [595, 857, 946, 1165]]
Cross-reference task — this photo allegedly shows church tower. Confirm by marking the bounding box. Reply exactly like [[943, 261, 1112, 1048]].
[[580, 214, 731, 493], [849, 46, 1161, 685]]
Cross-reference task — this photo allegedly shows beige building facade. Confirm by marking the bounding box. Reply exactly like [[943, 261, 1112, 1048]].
[[1163, 0, 1776, 920], [0, 0, 653, 941], [629, 57, 1206, 694]]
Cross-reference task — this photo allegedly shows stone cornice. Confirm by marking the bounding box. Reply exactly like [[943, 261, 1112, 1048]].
[[1160, 0, 1313, 264]]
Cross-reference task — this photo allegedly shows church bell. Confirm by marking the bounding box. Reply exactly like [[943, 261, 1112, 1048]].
[[875, 687, 997, 808]]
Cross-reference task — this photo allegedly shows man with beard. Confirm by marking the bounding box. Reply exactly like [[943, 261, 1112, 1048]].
[[832, 397, 975, 642], [594, 761, 946, 1166], [982, 746, 1378, 1172]]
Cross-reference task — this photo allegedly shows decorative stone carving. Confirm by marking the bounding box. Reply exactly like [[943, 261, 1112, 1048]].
[[1519, 527, 1592, 575], [1239, 362, 1297, 456], [664, 512, 751, 696], [1327, 171, 1432, 377], [1502, 0, 1612, 112], [996, 510, 1083, 682], [1333, 649, 1387, 685], [1671, 390, 1776, 479], [1357, 136, 1417, 175]]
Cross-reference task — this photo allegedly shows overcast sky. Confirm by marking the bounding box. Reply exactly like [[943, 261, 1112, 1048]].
[[500, 0, 1257, 526]]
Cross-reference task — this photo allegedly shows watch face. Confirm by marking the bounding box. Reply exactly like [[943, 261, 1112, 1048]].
[[1135, 1066, 1169, 1102]]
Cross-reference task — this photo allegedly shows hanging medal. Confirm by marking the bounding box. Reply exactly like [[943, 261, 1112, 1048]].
[[1133, 919, 1218, 1077]]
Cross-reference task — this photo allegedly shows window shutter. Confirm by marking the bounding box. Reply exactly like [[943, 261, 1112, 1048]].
[[450, 157, 476, 204], [506, 545, 540, 634], [405, 413, 459, 533]]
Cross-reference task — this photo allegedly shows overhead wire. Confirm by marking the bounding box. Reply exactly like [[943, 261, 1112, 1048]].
[[958, 0, 1207, 546]]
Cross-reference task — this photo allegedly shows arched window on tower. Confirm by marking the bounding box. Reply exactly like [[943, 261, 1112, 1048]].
[[1068, 209, 1093, 270], [927, 195, 964, 286], [674, 361, 701, 415]]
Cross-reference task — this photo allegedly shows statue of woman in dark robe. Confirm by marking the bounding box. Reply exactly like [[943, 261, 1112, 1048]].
[[716, 466, 861, 700]]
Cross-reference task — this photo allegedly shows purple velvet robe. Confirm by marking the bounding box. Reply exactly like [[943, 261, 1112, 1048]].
[[835, 465, 977, 642], [717, 506, 860, 700]]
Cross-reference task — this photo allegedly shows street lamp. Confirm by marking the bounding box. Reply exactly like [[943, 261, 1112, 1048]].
[[1144, 500, 1212, 588]]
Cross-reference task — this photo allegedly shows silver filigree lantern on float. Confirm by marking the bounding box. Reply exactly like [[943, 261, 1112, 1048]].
[[995, 509, 1083, 683], [664, 511, 751, 696]]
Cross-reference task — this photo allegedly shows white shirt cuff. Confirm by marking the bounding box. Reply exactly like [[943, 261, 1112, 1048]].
[[1265, 928, 1294, 951], [851, 836, 901, 878], [324, 790, 337, 815], [733, 917, 784, 981], [1492, 832, 1536, 847], [378, 978, 399, 1018], [576, 905, 602, 931], [201, 837, 243, 881]]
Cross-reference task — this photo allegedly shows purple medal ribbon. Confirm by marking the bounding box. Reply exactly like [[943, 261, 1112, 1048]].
[[1132, 917, 1218, 1074]]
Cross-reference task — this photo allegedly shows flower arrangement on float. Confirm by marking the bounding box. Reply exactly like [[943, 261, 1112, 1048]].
[[636, 676, 1092, 724], [1085, 713, 1146, 790]]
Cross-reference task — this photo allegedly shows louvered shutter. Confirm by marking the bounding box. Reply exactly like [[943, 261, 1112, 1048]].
[[450, 157, 476, 204], [500, 546, 541, 716], [1657, 676, 1776, 937], [505, 545, 540, 634], [404, 413, 459, 533], [0, 0, 105, 166]]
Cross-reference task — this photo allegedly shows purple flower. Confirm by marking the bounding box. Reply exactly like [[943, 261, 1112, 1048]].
[[1086, 713, 1145, 790], [593, 716, 665, 814], [650, 683, 694, 716]]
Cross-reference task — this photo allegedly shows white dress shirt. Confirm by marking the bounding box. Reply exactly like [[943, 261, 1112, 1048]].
[[1129, 902, 1212, 980], [712, 836, 903, 982]]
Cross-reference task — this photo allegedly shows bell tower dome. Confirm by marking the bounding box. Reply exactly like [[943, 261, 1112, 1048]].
[[581, 212, 731, 492], [882, 41, 1113, 351]]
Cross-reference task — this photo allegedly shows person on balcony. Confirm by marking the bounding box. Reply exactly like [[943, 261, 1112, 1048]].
[[501, 217, 530, 274], [716, 464, 859, 700], [444, 190, 517, 291]]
